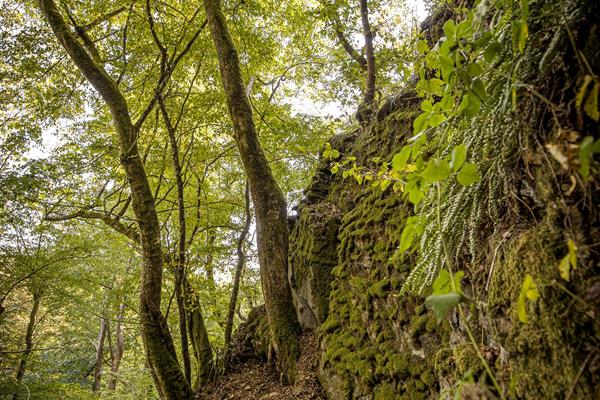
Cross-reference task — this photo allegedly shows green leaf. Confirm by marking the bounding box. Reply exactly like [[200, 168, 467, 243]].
[[567, 239, 577, 269], [408, 188, 425, 205], [426, 292, 462, 321], [471, 78, 487, 101], [443, 20, 456, 39], [484, 42, 502, 63], [399, 217, 424, 252], [331, 164, 339, 174], [451, 144, 467, 172], [517, 274, 539, 323], [576, 75, 593, 108], [392, 146, 411, 171], [466, 62, 483, 76], [457, 163, 481, 186], [421, 159, 451, 182], [432, 270, 451, 293], [439, 95, 454, 112], [458, 92, 481, 118], [584, 82, 599, 121], [579, 135, 595, 178], [428, 112, 446, 127], [517, 20, 529, 53], [413, 113, 428, 134], [559, 239, 578, 281], [558, 256, 571, 281]]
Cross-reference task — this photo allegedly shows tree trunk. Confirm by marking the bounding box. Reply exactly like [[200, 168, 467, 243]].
[[12, 290, 41, 400], [224, 182, 251, 347], [203, 0, 301, 383], [359, 0, 376, 116], [36, 1, 191, 398], [107, 303, 125, 391], [205, 230, 216, 286], [92, 317, 108, 392], [184, 279, 213, 387], [159, 98, 193, 385]]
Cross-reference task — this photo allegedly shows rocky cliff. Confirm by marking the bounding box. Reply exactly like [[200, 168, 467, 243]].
[[288, 0, 600, 398]]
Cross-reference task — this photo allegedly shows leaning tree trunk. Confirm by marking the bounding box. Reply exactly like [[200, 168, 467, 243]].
[[36, 1, 191, 398], [107, 303, 125, 391], [224, 182, 251, 347], [92, 317, 108, 392], [358, 0, 376, 120], [204, 0, 301, 383], [159, 98, 193, 384], [184, 279, 213, 387], [12, 290, 41, 400]]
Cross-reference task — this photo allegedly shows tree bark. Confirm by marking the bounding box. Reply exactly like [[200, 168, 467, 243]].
[[159, 98, 192, 385], [12, 290, 41, 400], [36, 1, 191, 398], [184, 279, 213, 387], [107, 303, 125, 391], [92, 317, 108, 392], [224, 182, 251, 347], [360, 0, 376, 110], [203, 0, 301, 383]]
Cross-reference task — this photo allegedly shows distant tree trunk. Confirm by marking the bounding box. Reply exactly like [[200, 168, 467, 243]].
[[37, 1, 191, 398], [92, 317, 108, 392], [12, 290, 41, 400], [107, 303, 125, 391], [159, 97, 192, 385], [358, 0, 376, 121], [204, 0, 301, 383], [205, 230, 216, 286], [224, 182, 251, 347], [184, 279, 213, 387]]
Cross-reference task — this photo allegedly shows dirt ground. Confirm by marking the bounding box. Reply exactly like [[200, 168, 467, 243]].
[[197, 333, 326, 400]]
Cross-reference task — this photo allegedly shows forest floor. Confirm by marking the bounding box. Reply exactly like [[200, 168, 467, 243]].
[[197, 333, 325, 400]]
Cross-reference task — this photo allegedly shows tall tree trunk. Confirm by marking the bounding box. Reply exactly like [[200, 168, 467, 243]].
[[205, 230, 216, 286], [159, 98, 192, 385], [12, 290, 41, 400], [359, 0, 376, 116], [107, 303, 125, 391], [224, 182, 251, 347], [92, 317, 108, 392], [203, 0, 301, 383], [184, 279, 213, 387], [36, 1, 191, 398]]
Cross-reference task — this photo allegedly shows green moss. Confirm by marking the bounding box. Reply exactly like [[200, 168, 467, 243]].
[[420, 370, 436, 386], [321, 316, 341, 333], [374, 383, 397, 400], [369, 278, 392, 298]]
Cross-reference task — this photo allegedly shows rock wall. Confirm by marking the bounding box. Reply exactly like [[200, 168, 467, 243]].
[[288, 0, 600, 398]]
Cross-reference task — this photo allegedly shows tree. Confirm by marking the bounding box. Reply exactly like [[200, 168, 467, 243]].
[[35, 0, 192, 397], [204, 0, 301, 383]]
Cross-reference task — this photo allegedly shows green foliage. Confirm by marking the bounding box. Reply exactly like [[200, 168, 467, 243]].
[[557, 239, 577, 282], [425, 270, 465, 321], [517, 274, 539, 324]]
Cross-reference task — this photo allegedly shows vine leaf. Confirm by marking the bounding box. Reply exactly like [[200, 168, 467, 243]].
[[421, 159, 450, 182], [457, 163, 481, 186], [451, 144, 467, 172], [426, 292, 461, 321]]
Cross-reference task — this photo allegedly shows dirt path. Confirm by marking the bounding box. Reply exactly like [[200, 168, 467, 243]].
[[197, 333, 325, 400]]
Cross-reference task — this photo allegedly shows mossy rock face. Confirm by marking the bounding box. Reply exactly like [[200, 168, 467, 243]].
[[226, 305, 270, 366], [286, 0, 600, 398], [289, 200, 342, 329]]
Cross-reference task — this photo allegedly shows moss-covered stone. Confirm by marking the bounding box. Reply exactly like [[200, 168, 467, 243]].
[[285, 0, 600, 398]]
